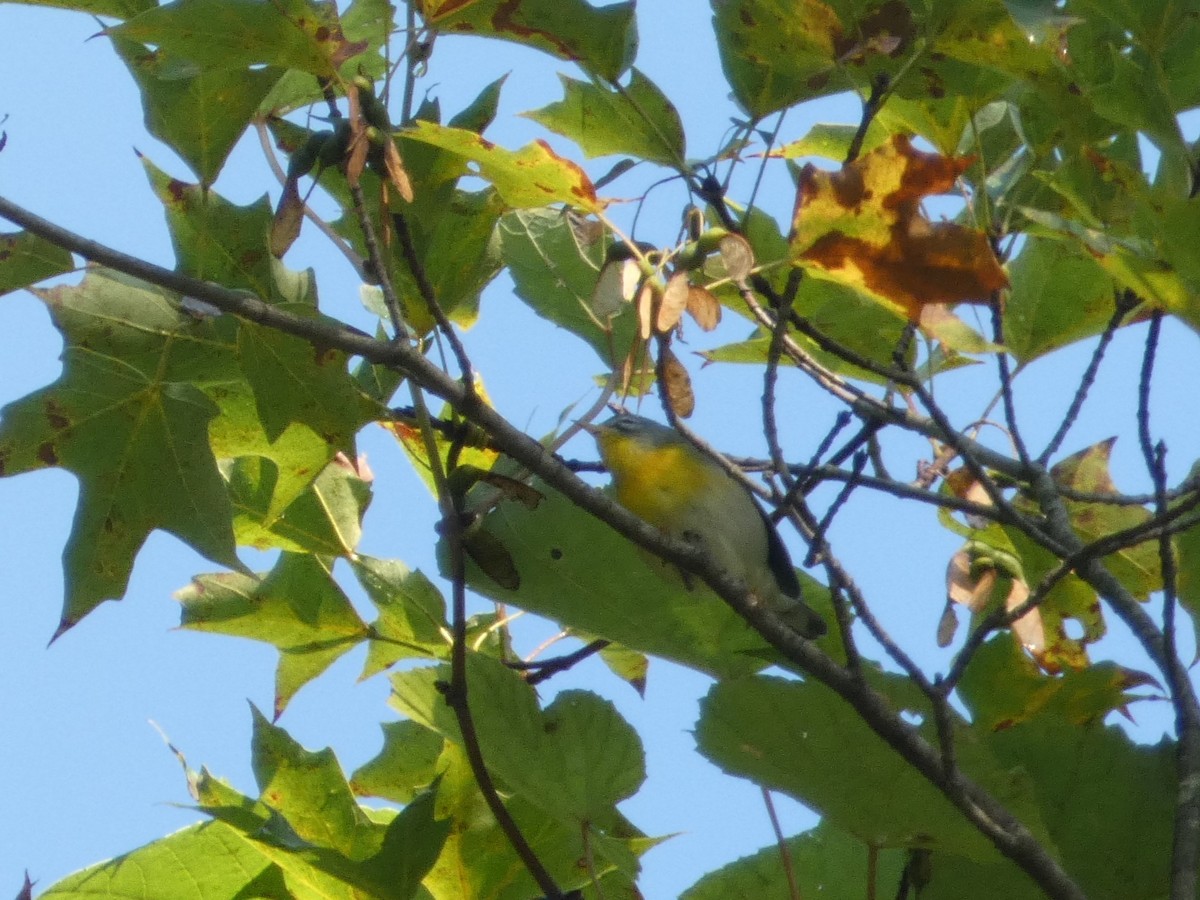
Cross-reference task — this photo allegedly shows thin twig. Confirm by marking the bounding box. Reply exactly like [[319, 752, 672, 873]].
[[990, 299, 1030, 465], [1136, 311, 1200, 899], [1038, 292, 1133, 465], [761, 788, 801, 900]]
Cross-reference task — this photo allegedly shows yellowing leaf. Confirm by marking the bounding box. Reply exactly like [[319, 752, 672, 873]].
[[403, 121, 603, 212], [790, 134, 1008, 321]]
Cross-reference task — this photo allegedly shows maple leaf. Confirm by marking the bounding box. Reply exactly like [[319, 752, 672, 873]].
[[789, 134, 1008, 321]]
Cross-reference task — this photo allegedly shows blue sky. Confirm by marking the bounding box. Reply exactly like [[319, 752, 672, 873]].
[[1, 2, 1197, 898]]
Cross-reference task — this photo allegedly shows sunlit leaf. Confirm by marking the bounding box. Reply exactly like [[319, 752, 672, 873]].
[[524, 68, 685, 166], [0, 230, 74, 297], [790, 135, 1008, 321], [403, 121, 604, 213]]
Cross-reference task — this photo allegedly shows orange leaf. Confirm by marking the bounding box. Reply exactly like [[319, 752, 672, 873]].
[[790, 134, 1008, 321]]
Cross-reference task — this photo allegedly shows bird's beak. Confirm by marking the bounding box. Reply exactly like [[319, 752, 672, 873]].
[[577, 420, 601, 436]]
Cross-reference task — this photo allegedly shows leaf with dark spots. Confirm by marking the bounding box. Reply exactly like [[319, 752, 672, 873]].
[[417, 0, 635, 81], [403, 121, 603, 212], [0, 231, 75, 298], [790, 135, 1008, 321]]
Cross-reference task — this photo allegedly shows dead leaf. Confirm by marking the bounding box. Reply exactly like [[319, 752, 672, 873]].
[[657, 272, 690, 333], [937, 599, 958, 647], [637, 281, 654, 340], [345, 82, 369, 187], [270, 177, 305, 258], [1006, 577, 1046, 664], [946, 548, 996, 612], [660, 345, 695, 418], [790, 134, 1008, 320], [382, 139, 414, 202], [686, 284, 722, 331]]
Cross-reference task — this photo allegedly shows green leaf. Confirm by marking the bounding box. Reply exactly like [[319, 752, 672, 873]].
[[116, 40, 284, 186], [5, 0, 151, 18], [418, 0, 636, 81], [390, 654, 645, 823], [251, 706, 379, 859], [499, 207, 648, 362], [193, 765, 448, 900], [1050, 439, 1161, 599], [523, 69, 685, 166], [141, 156, 281, 296], [354, 555, 450, 677], [695, 673, 1050, 863], [351, 720, 446, 803], [498, 207, 637, 362], [771, 119, 892, 161], [958, 635, 1157, 731], [178, 553, 368, 715], [39, 820, 289, 899], [419, 740, 655, 899], [1004, 237, 1119, 363], [0, 231, 74, 297], [258, 0, 393, 114], [682, 820, 906, 900], [227, 453, 373, 554], [112, 0, 368, 77], [402, 121, 603, 212], [458, 480, 825, 678], [710, 0, 846, 117], [598, 642, 649, 697], [0, 269, 241, 630], [237, 315, 377, 450], [971, 714, 1177, 898]]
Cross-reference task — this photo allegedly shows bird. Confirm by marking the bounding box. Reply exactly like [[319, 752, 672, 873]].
[[586, 412, 827, 639]]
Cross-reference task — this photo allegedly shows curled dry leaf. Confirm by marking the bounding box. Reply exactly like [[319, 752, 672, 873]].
[[686, 284, 722, 331], [382, 139, 414, 203], [946, 547, 997, 612], [270, 178, 305, 258], [637, 281, 655, 340], [660, 344, 695, 418], [1006, 577, 1046, 664], [717, 232, 755, 286], [656, 272, 690, 333], [345, 82, 370, 188]]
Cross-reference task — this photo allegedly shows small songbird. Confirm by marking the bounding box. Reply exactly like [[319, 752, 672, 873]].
[[586, 412, 826, 638]]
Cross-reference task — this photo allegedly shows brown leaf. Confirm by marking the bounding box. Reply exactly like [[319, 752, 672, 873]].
[[382, 139, 414, 203], [656, 272, 690, 334], [686, 284, 722, 331], [660, 345, 695, 418], [936, 599, 958, 647], [636, 281, 654, 340], [345, 82, 369, 187], [790, 134, 1008, 321], [1006, 578, 1046, 664], [718, 233, 755, 286], [477, 471, 544, 509], [946, 548, 996, 612], [269, 177, 305, 258]]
